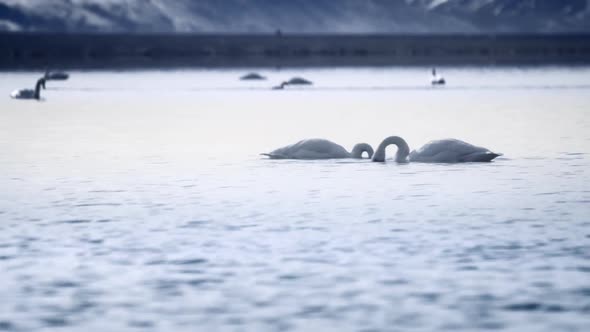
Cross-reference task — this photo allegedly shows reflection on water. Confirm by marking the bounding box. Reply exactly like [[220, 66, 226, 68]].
[[0, 67, 589, 332]]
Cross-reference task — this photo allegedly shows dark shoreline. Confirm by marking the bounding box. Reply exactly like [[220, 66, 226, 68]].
[[1, 33, 589, 69]]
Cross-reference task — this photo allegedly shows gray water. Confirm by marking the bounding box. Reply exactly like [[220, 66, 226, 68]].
[[1, 67, 589, 332]]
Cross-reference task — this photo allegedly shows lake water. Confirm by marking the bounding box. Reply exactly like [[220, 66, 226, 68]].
[[0, 67, 589, 332]]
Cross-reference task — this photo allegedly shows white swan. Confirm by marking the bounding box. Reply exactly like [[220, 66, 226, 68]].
[[372, 136, 501, 163], [431, 68, 445, 85], [262, 139, 374, 159], [10, 78, 45, 100]]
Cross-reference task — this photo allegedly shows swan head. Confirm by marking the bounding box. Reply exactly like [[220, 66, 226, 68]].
[[372, 136, 410, 163], [351, 143, 374, 159]]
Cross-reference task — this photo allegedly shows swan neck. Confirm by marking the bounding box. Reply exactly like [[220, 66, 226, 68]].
[[351, 143, 374, 159], [35, 79, 44, 99], [372, 136, 410, 162]]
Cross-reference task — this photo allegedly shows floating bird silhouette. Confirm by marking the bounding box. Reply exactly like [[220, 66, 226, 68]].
[[431, 68, 445, 85], [371, 136, 500, 163], [10, 78, 46, 100], [272, 82, 289, 90], [262, 139, 374, 159], [45, 69, 69, 81], [287, 77, 313, 85], [240, 72, 266, 80]]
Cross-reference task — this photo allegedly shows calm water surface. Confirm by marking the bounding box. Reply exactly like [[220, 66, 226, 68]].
[[0, 67, 589, 331]]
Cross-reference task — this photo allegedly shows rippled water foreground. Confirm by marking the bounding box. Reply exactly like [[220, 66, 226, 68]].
[[0, 67, 589, 331]]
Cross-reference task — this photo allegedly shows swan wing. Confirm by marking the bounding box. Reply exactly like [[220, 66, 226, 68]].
[[264, 139, 350, 159], [240, 73, 265, 80], [288, 77, 312, 85], [410, 139, 499, 163], [460, 151, 501, 162], [46, 72, 69, 80], [10, 89, 34, 99]]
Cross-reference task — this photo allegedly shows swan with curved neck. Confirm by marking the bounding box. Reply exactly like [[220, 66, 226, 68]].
[[10, 78, 45, 100], [262, 139, 374, 159], [431, 68, 445, 85], [372, 136, 410, 163], [272, 82, 288, 90], [372, 136, 500, 163]]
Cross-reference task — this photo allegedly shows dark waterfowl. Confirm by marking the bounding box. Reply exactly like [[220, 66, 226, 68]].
[[240, 72, 266, 80], [45, 70, 69, 81], [10, 78, 46, 100], [431, 68, 445, 85], [272, 82, 288, 90], [287, 77, 312, 85]]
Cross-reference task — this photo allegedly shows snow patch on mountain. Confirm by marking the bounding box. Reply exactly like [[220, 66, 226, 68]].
[[0, 0, 588, 34]]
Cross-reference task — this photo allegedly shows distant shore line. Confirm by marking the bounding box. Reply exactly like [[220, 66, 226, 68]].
[[1, 33, 589, 69]]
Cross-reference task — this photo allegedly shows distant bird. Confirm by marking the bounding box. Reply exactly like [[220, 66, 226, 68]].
[[272, 77, 312, 89], [262, 138, 374, 159], [287, 77, 312, 85], [272, 82, 288, 90], [371, 136, 500, 163], [45, 69, 69, 81], [10, 78, 46, 100], [431, 68, 445, 85], [240, 72, 266, 80]]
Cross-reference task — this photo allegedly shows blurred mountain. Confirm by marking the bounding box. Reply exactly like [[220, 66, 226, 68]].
[[0, 0, 589, 34]]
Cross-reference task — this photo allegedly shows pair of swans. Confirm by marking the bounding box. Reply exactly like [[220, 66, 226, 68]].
[[11, 69, 69, 100], [10, 78, 46, 100], [262, 136, 500, 163]]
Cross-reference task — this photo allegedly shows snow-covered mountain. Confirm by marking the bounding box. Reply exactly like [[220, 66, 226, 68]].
[[0, 0, 588, 34]]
